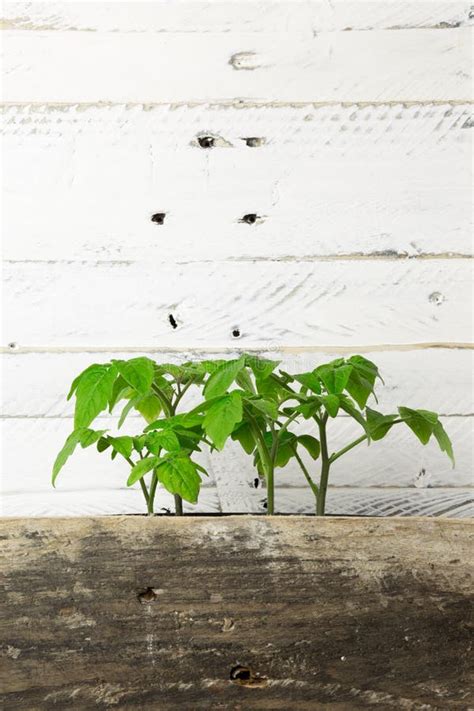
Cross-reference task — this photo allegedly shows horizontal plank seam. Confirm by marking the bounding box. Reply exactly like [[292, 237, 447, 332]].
[[4, 254, 473, 267], [0, 22, 471, 33], [2, 99, 473, 110], [3, 343, 473, 355]]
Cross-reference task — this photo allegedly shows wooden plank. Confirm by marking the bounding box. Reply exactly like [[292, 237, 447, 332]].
[[1, 516, 472, 709], [0, 488, 223, 517], [3, 260, 471, 347], [2, 349, 473, 416], [0, 416, 218, 494], [2, 103, 471, 261], [209, 414, 472, 492], [2, 1, 472, 33], [3, 486, 472, 518], [210, 478, 474, 516], [1, 28, 471, 103], [1, 414, 470, 500]]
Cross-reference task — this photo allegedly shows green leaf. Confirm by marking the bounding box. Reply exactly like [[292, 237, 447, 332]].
[[118, 396, 139, 429], [133, 392, 162, 423], [198, 359, 226, 374], [256, 375, 288, 403], [157, 363, 184, 379], [107, 435, 134, 459], [292, 397, 321, 419], [127, 457, 158, 486], [398, 406, 437, 445], [297, 434, 320, 460], [144, 412, 204, 432], [345, 355, 379, 408], [236, 367, 256, 394], [67, 364, 102, 401], [133, 435, 146, 453], [366, 407, 397, 441], [52, 428, 105, 485], [432, 421, 455, 467], [244, 396, 278, 420], [338, 395, 370, 434], [52, 431, 82, 485], [314, 364, 336, 393], [194, 462, 209, 477], [294, 372, 321, 394], [97, 436, 111, 453], [79, 429, 107, 448], [145, 429, 180, 454], [114, 357, 155, 395], [156, 455, 201, 503], [203, 391, 243, 450], [203, 355, 246, 399], [273, 431, 298, 468], [245, 355, 280, 381], [334, 364, 353, 393], [321, 394, 340, 418], [74, 364, 118, 428], [108, 375, 131, 413], [231, 421, 256, 454]]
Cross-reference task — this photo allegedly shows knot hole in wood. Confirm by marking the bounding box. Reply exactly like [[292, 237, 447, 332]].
[[138, 587, 158, 604]]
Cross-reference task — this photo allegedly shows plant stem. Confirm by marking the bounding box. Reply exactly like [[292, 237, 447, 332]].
[[174, 494, 183, 516], [292, 446, 318, 498], [125, 456, 150, 508], [329, 434, 368, 464], [173, 378, 194, 408], [151, 384, 173, 417], [316, 414, 330, 516], [147, 471, 158, 515], [165, 389, 185, 516], [328, 419, 405, 464], [244, 407, 274, 514]]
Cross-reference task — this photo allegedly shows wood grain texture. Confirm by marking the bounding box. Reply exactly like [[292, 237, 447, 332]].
[[3, 260, 471, 348], [2, 1, 472, 32], [1, 516, 473, 709], [3, 349, 472, 416], [2, 28, 471, 103], [2, 103, 471, 261]]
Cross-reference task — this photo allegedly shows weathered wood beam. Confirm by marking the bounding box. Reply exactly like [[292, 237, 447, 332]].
[[1, 516, 472, 708]]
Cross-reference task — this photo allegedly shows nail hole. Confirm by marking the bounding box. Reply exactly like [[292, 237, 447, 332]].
[[151, 213, 166, 225], [7, 342, 18, 350], [168, 314, 178, 329], [198, 136, 215, 148], [254, 478, 260, 489], [230, 665, 251, 681], [232, 328, 241, 338], [428, 291, 445, 306], [138, 587, 158, 604], [243, 137, 264, 148], [240, 213, 258, 225]]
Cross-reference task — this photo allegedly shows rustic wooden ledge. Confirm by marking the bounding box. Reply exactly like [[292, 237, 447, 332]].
[[1, 516, 472, 710]]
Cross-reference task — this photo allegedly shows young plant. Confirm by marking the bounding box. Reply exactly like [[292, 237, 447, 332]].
[[283, 355, 455, 515], [195, 354, 319, 514], [52, 357, 206, 515]]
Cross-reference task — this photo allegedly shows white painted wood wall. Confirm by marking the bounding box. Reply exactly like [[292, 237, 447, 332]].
[[1, 1, 473, 517]]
